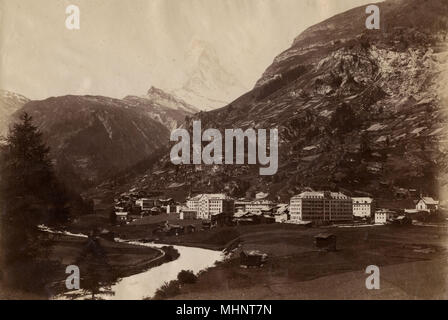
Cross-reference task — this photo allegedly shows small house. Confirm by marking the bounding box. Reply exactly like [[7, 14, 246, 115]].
[[233, 212, 261, 225], [135, 198, 160, 211], [416, 197, 439, 213], [314, 233, 337, 251], [115, 211, 128, 223], [179, 208, 198, 220], [159, 198, 174, 206], [240, 250, 268, 268]]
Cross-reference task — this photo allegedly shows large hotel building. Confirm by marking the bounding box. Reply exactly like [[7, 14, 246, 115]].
[[186, 193, 235, 220], [289, 191, 353, 223]]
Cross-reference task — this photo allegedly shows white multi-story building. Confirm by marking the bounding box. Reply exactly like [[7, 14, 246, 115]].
[[374, 209, 395, 224], [186, 194, 235, 220], [289, 191, 353, 223], [352, 197, 375, 218], [186, 195, 201, 212]]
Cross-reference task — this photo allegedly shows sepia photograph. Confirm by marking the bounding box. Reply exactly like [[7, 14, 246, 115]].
[[0, 0, 447, 305]]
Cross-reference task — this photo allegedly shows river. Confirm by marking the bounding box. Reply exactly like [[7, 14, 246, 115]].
[[40, 224, 225, 300], [99, 240, 224, 300], [40, 226, 224, 300]]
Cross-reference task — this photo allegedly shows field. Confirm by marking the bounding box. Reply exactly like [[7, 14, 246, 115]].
[[158, 223, 448, 299], [44, 212, 448, 299]]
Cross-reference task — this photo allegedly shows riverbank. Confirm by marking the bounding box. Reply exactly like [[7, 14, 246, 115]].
[[155, 224, 448, 299], [51, 212, 448, 299], [103, 241, 223, 300], [52, 234, 182, 299], [1, 229, 180, 300]]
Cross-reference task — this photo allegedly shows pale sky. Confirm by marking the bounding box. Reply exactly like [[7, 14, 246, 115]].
[[0, 0, 376, 100]]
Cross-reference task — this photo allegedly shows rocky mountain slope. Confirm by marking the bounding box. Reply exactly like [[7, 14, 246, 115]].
[[0, 90, 30, 136], [111, 0, 448, 202], [12, 95, 170, 191], [124, 86, 198, 131]]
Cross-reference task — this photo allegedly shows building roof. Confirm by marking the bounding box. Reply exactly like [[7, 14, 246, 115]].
[[252, 200, 273, 204], [234, 210, 249, 218], [275, 204, 289, 215], [188, 193, 229, 201], [420, 197, 439, 205], [292, 191, 350, 200], [352, 197, 374, 204]]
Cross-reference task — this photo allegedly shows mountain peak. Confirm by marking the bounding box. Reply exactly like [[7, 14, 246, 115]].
[[143, 0, 448, 200], [146, 86, 167, 97], [0, 89, 30, 105], [0, 90, 30, 135], [143, 86, 199, 114], [173, 38, 248, 111]]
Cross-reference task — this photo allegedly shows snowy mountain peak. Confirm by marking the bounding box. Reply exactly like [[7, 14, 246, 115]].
[[143, 86, 199, 114], [172, 39, 248, 111], [0, 90, 30, 135], [1, 89, 30, 106]]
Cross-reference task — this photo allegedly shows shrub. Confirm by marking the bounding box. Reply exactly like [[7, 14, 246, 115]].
[[177, 270, 197, 284], [153, 280, 180, 300], [162, 246, 180, 262]]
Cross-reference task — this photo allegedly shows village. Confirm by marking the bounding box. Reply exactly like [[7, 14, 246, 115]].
[[85, 186, 448, 300], [112, 188, 444, 238]]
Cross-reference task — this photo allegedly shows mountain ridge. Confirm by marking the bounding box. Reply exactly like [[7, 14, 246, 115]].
[[124, 86, 197, 130], [107, 0, 448, 202], [0, 90, 30, 135], [11, 94, 171, 191]]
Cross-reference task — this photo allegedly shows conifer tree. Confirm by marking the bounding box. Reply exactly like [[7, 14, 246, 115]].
[[0, 113, 68, 293]]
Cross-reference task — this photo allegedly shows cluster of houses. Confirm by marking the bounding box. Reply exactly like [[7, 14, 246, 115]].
[[175, 191, 441, 226], [114, 188, 440, 227], [113, 190, 175, 223]]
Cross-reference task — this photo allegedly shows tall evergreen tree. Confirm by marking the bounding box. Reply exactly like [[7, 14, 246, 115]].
[[0, 113, 69, 293]]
